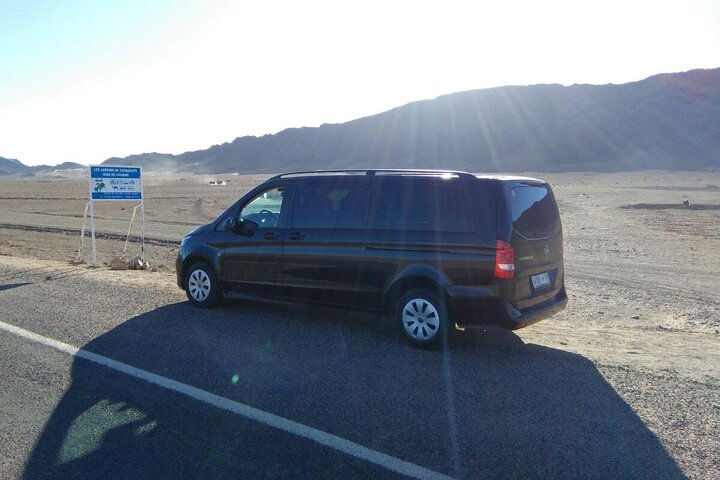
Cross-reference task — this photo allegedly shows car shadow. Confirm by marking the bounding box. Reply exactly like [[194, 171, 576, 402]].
[[24, 300, 686, 479]]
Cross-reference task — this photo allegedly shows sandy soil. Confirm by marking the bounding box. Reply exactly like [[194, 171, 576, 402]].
[[2, 170, 718, 371], [1, 170, 718, 333]]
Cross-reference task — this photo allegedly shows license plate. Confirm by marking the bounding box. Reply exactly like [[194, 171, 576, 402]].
[[531, 272, 551, 289]]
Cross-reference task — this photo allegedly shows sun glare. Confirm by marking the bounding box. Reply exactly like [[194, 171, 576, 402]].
[[0, 0, 717, 165]]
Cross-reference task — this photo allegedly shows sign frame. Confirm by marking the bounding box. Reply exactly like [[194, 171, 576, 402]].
[[87, 165, 145, 266]]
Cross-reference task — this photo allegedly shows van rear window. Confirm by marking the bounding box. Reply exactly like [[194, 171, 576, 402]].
[[510, 186, 561, 239]]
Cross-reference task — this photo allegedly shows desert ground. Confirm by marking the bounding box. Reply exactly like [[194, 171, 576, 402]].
[[0, 170, 718, 478], [1, 171, 718, 334]]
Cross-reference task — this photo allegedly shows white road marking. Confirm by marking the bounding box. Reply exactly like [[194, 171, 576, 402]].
[[0, 320, 454, 480]]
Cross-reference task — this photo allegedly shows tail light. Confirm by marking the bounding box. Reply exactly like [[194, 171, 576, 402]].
[[495, 239, 515, 278]]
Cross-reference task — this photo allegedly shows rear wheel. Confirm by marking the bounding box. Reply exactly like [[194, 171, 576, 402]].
[[396, 289, 447, 348], [184, 262, 221, 308]]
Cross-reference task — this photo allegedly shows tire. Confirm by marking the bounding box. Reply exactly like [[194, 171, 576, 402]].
[[396, 289, 447, 348], [184, 262, 221, 308]]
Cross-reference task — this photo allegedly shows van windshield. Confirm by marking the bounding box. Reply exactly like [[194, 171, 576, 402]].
[[511, 185, 561, 239]]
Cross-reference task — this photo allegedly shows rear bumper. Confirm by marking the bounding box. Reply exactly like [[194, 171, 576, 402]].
[[502, 285, 568, 329], [446, 285, 567, 329]]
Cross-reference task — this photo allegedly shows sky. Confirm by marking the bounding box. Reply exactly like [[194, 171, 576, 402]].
[[1, 0, 718, 166]]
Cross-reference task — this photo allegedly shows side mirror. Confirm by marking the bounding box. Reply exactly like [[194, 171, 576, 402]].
[[231, 219, 258, 235]]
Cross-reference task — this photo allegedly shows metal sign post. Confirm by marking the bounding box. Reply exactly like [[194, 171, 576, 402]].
[[87, 165, 144, 267]]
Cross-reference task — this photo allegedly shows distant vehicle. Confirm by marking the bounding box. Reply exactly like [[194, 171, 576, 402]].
[[177, 170, 567, 348]]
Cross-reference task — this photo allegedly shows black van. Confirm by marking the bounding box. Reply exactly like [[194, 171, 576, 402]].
[[176, 170, 567, 348]]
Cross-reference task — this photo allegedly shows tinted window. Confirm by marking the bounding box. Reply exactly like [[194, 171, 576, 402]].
[[511, 185, 561, 239], [368, 182, 474, 232], [291, 181, 369, 229]]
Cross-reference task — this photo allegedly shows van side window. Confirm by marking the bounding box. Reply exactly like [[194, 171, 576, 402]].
[[291, 182, 369, 229], [368, 182, 474, 232], [239, 186, 285, 228]]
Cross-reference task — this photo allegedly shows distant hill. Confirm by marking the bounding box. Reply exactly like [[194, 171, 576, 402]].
[[0, 156, 27, 175], [6, 68, 718, 176], [102, 68, 719, 174], [0, 156, 85, 176]]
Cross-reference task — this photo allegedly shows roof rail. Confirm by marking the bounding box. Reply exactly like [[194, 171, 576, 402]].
[[270, 169, 473, 180]]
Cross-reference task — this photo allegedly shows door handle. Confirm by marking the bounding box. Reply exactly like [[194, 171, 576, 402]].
[[263, 232, 278, 240], [289, 232, 305, 240]]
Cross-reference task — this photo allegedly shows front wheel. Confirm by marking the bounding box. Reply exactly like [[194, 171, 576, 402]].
[[396, 289, 447, 348], [184, 262, 221, 308]]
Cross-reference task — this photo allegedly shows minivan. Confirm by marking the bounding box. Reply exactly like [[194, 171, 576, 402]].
[[177, 170, 567, 348]]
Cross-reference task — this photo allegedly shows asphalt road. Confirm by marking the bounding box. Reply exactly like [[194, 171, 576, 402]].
[[0, 261, 686, 479]]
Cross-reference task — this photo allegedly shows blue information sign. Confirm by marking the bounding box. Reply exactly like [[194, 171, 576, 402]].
[[89, 166, 143, 201]]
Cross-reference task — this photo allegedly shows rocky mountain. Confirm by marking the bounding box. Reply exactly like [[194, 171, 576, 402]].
[[103, 68, 719, 174], [0, 156, 85, 176], [8, 68, 719, 176]]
